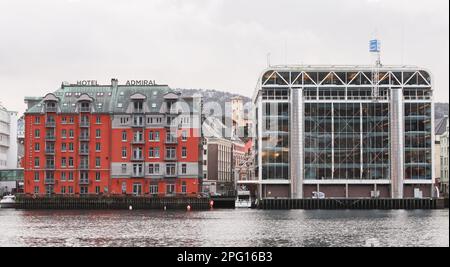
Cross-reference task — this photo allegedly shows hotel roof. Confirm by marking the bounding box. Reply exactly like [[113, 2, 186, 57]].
[[25, 80, 199, 114]]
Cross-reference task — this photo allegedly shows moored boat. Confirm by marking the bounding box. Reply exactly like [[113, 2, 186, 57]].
[[0, 195, 16, 209]]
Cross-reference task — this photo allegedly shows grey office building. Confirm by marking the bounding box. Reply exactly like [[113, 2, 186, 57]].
[[253, 65, 434, 199]]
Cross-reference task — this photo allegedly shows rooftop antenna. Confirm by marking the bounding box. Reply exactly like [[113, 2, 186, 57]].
[[284, 40, 287, 66], [266, 52, 271, 67], [370, 33, 382, 100]]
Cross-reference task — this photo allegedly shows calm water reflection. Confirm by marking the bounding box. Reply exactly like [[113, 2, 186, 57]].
[[0, 209, 448, 247]]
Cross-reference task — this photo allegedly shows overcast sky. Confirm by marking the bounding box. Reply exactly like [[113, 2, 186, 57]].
[[0, 0, 448, 115]]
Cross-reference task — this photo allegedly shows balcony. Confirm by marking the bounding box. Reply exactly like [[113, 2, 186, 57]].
[[131, 139, 145, 145], [45, 107, 57, 113], [131, 172, 145, 178], [79, 164, 89, 170], [44, 179, 55, 185], [79, 149, 89, 155], [45, 164, 55, 170], [45, 135, 56, 141], [79, 179, 90, 185], [165, 138, 178, 145], [131, 122, 145, 128], [79, 135, 90, 141], [165, 173, 177, 178], [165, 156, 177, 161], [131, 155, 144, 161], [80, 121, 90, 128], [45, 148, 55, 155], [45, 121, 56, 128]]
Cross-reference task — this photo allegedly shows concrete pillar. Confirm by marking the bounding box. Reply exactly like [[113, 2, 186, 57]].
[[290, 88, 304, 199], [390, 88, 404, 199]]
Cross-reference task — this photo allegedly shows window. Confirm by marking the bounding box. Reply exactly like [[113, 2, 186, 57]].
[[132, 164, 143, 176], [61, 172, 66, 181], [34, 186, 39, 194], [148, 164, 160, 175], [96, 129, 101, 138], [122, 147, 127, 158], [134, 101, 143, 112], [61, 129, 67, 139], [80, 186, 88, 195], [69, 129, 74, 138], [68, 157, 74, 167], [166, 164, 176, 176], [34, 172, 40, 182], [34, 157, 40, 167], [155, 147, 160, 158], [61, 157, 66, 168], [69, 143, 74, 151], [181, 181, 187, 194], [34, 143, 40, 152], [121, 164, 127, 174], [61, 143, 66, 151], [122, 131, 127, 141], [68, 186, 73, 194], [149, 131, 154, 141], [61, 117, 67, 124], [96, 142, 101, 151], [182, 147, 187, 158], [150, 185, 158, 195], [61, 186, 66, 194], [122, 182, 127, 194], [148, 164, 154, 174], [34, 129, 40, 138], [69, 117, 74, 124], [166, 147, 176, 159], [95, 172, 101, 182], [182, 130, 187, 141], [182, 164, 187, 174], [34, 117, 41, 124], [166, 184, 175, 195], [96, 116, 101, 124], [96, 157, 101, 168], [68, 172, 74, 181], [95, 186, 100, 194], [155, 132, 160, 141]]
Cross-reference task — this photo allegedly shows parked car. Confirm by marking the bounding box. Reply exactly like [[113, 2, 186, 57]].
[[312, 192, 326, 199]]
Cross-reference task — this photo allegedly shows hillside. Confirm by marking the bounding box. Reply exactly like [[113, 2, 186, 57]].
[[435, 103, 449, 120]]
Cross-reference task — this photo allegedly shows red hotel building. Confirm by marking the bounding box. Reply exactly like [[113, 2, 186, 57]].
[[23, 79, 203, 197]]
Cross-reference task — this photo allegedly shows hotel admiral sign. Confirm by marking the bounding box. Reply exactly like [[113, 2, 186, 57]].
[[76, 80, 157, 86]]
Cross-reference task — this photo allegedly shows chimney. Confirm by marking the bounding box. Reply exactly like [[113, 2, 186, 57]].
[[111, 78, 118, 89]]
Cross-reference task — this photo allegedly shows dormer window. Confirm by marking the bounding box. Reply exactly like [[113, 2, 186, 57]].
[[45, 102, 57, 112], [134, 101, 143, 113], [167, 100, 175, 112], [80, 102, 90, 112]]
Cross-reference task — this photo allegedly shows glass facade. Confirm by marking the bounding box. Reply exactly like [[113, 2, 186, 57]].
[[261, 101, 289, 180], [361, 103, 390, 180], [304, 103, 332, 179], [404, 102, 432, 180], [304, 102, 389, 180], [256, 68, 433, 198]]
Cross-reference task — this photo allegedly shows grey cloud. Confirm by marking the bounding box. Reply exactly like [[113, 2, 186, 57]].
[[0, 0, 448, 114]]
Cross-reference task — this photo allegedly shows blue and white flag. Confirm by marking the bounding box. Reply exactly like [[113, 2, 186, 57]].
[[370, 39, 380, 52]]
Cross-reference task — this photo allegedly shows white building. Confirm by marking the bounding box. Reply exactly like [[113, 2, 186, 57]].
[[440, 118, 449, 196], [0, 103, 18, 169]]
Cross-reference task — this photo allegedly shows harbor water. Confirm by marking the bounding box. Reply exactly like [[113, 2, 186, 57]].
[[0, 209, 448, 247]]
